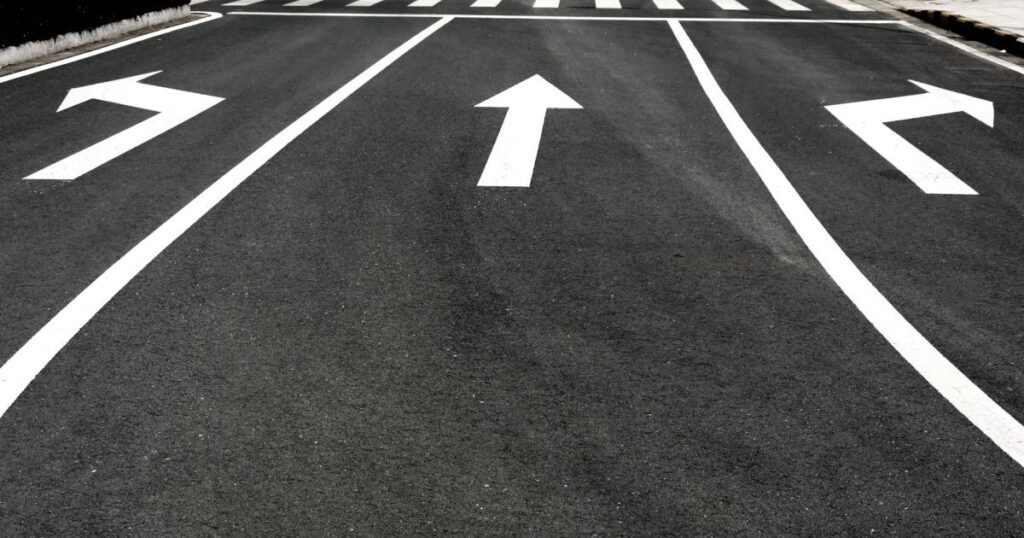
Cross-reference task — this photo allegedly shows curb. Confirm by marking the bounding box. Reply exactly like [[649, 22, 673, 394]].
[[903, 9, 1024, 57]]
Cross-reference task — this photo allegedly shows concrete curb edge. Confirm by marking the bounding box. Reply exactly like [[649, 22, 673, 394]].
[[902, 8, 1024, 57]]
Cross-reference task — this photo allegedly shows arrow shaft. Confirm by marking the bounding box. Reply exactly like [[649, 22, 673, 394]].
[[99, 83, 219, 112], [478, 106, 547, 188], [827, 93, 977, 195]]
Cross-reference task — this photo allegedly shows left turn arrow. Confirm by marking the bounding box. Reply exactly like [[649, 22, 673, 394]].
[[26, 71, 224, 181]]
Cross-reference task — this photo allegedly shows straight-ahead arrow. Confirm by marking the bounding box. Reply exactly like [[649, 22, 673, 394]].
[[27, 71, 223, 180], [476, 75, 581, 188], [826, 80, 994, 195]]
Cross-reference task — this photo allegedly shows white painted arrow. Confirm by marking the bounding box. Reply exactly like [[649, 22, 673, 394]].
[[475, 75, 581, 188], [27, 71, 223, 180], [826, 80, 993, 195]]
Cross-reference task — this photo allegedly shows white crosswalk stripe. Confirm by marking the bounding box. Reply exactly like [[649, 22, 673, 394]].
[[708, 0, 748, 10], [764, 0, 810, 10], [824, 0, 873, 10], [653, 0, 684, 9], [218, 0, 874, 12]]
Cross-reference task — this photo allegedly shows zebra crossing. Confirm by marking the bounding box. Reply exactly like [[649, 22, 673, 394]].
[[200, 0, 873, 12]]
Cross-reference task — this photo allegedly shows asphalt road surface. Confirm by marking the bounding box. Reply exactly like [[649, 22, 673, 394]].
[[1, 1, 1023, 534]]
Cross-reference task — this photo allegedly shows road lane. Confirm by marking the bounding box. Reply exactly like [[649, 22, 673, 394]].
[[1, 16, 1022, 534], [0, 15, 438, 374], [684, 20, 1024, 450]]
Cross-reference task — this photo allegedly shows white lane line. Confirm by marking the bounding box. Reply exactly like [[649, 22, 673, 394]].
[[223, 0, 265, 5], [764, 0, 810, 11], [190, 0, 210, 4], [654, 0, 684, 9], [0, 13, 223, 86], [232, 11, 905, 22], [348, 0, 384, 6], [0, 16, 453, 421], [668, 19, 1024, 468], [285, 0, 324, 5], [596, 0, 623, 8], [822, 0, 872, 11], [471, 0, 502, 7], [709, 0, 748, 10], [410, 0, 443, 6], [534, 0, 559, 7]]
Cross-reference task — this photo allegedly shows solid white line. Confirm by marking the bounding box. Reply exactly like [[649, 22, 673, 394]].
[[709, 0, 748, 10], [764, 0, 810, 11], [596, 0, 623, 8], [231, 11, 903, 22], [899, 21, 1024, 78], [0, 16, 453, 421], [0, 12, 223, 86], [190, 0, 210, 4], [348, 0, 384, 5], [668, 19, 1024, 467], [822, 0, 872, 11], [471, 0, 502, 7], [223, 0, 265, 5], [654, 0, 685, 9], [285, 0, 324, 5], [410, 0, 443, 6]]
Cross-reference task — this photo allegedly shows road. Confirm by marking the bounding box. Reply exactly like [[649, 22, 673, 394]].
[[1, 0, 1023, 534]]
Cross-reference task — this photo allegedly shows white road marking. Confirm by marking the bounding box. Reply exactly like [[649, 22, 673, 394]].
[[190, 0, 210, 4], [596, 0, 623, 8], [348, 0, 384, 6], [826, 81, 992, 195], [822, 0, 872, 11], [476, 75, 581, 187], [668, 19, 1024, 468], [410, 0, 443, 6], [471, 0, 502, 7], [0, 16, 453, 421], [764, 0, 810, 11], [654, 0, 685, 9], [285, 0, 324, 5], [534, 0, 560, 7], [223, 0, 265, 5], [0, 13, 223, 86], [709, 0, 748, 10], [232, 11, 906, 22], [26, 72, 224, 181], [899, 21, 1024, 78]]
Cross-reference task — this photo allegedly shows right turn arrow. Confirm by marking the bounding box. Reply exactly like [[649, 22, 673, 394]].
[[475, 75, 582, 188], [825, 80, 994, 195]]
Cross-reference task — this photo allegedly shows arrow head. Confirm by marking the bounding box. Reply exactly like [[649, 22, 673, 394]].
[[909, 80, 994, 127], [476, 75, 582, 110], [57, 71, 163, 112]]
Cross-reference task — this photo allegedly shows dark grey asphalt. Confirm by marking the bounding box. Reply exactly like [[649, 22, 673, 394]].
[[1, 6, 1023, 535]]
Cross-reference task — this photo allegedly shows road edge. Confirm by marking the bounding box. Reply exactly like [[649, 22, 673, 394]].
[[0, 11, 223, 85], [903, 9, 1024, 58]]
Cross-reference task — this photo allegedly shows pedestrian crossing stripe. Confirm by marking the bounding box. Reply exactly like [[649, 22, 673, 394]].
[[204, 0, 873, 11]]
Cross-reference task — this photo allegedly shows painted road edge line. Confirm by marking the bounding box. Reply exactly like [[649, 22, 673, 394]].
[[0, 12, 223, 86], [229, 11, 903, 24], [899, 20, 1024, 78], [667, 20, 1024, 467], [0, 16, 454, 421]]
